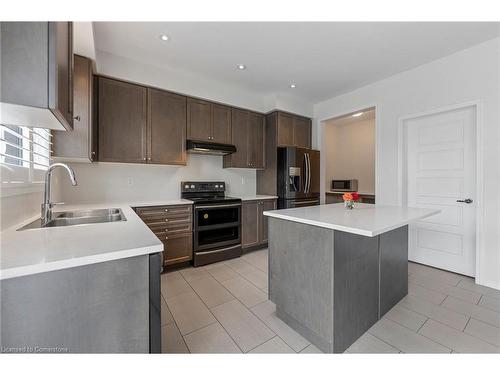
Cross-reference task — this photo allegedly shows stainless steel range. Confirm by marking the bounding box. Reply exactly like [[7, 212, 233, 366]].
[[181, 181, 242, 267]]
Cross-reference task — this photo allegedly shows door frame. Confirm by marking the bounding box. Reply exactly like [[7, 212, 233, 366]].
[[318, 103, 380, 204], [397, 100, 483, 280]]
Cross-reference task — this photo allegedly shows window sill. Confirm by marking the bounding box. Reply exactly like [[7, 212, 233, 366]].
[[0, 182, 44, 198]]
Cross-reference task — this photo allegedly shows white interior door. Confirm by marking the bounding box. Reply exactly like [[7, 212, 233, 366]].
[[405, 105, 476, 276]]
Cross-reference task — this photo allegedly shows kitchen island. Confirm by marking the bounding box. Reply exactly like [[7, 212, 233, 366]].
[[263, 203, 439, 353]]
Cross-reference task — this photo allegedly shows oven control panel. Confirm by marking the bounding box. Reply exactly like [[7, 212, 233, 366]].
[[181, 181, 226, 193]]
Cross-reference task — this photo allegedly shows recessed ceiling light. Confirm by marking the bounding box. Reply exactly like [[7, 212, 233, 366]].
[[160, 34, 169, 41], [352, 112, 364, 117], [237, 64, 246, 70], [290, 84, 296, 88]]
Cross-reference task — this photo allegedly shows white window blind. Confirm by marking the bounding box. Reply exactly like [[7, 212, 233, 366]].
[[0, 124, 52, 186]]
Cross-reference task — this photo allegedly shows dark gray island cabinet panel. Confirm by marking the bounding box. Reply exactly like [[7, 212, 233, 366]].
[[268, 218, 408, 353], [0, 22, 74, 131], [0, 254, 161, 353]]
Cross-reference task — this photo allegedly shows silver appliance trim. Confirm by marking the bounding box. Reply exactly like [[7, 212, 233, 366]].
[[197, 244, 242, 255], [195, 203, 242, 210]]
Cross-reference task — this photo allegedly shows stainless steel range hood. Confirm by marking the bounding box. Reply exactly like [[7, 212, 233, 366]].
[[186, 140, 236, 156]]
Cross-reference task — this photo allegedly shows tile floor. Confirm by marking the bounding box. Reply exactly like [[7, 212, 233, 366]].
[[161, 248, 500, 354]]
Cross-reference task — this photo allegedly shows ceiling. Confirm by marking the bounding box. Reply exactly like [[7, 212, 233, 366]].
[[326, 108, 375, 127], [93, 22, 500, 104]]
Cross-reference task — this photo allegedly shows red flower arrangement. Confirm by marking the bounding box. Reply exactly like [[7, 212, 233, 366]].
[[342, 192, 359, 202], [342, 192, 359, 209]]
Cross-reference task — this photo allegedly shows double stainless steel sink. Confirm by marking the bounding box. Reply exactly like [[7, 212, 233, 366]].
[[18, 208, 126, 231]]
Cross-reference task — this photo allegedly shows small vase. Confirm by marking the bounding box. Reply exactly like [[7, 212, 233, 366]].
[[344, 200, 354, 210]]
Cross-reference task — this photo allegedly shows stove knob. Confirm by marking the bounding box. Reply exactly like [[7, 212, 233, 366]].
[[215, 184, 219, 188], [184, 184, 190, 189], [190, 184, 195, 189]]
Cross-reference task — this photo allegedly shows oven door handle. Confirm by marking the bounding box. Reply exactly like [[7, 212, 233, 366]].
[[195, 203, 242, 210], [197, 244, 241, 255]]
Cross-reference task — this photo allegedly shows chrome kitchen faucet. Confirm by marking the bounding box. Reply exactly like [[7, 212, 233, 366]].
[[41, 163, 77, 225]]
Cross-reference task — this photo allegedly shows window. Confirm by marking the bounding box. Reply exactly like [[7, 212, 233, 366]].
[[0, 124, 52, 188]]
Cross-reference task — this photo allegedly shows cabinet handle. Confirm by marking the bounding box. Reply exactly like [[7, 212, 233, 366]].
[[147, 157, 151, 161], [143, 157, 146, 161], [74, 115, 81, 121], [165, 229, 168, 232], [165, 236, 169, 240], [165, 219, 169, 222], [164, 209, 169, 212]]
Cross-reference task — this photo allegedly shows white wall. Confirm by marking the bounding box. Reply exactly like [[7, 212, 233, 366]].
[[96, 50, 313, 117], [0, 183, 62, 231], [1, 191, 43, 231], [57, 155, 256, 204], [313, 37, 500, 290], [324, 117, 375, 194]]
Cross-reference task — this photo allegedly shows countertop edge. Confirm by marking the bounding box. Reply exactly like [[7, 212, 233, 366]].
[[264, 212, 375, 236], [0, 243, 164, 281], [264, 208, 440, 237]]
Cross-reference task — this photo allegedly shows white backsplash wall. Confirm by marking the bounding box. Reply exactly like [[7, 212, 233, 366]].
[[56, 154, 257, 204], [1, 184, 62, 231], [1, 192, 44, 231]]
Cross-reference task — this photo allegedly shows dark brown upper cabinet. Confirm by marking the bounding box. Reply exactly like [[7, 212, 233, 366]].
[[147, 88, 187, 165], [223, 109, 265, 169], [248, 112, 265, 168], [53, 55, 96, 161], [276, 111, 311, 148], [277, 112, 294, 146], [211, 104, 232, 144], [293, 116, 312, 148], [256, 111, 313, 196], [225, 108, 248, 167], [98, 77, 147, 163], [0, 22, 74, 131], [187, 98, 231, 144]]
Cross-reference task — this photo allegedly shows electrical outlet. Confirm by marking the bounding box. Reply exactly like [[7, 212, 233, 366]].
[[241, 177, 245, 185], [127, 177, 134, 186]]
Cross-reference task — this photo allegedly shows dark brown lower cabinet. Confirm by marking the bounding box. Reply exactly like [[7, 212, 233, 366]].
[[135, 204, 193, 267], [242, 199, 277, 249], [260, 199, 276, 243], [242, 201, 260, 249]]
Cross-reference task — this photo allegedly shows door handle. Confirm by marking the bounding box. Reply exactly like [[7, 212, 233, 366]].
[[303, 153, 310, 193], [306, 154, 311, 193], [456, 198, 473, 204]]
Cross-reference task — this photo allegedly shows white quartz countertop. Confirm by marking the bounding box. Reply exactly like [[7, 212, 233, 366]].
[[239, 195, 278, 201], [263, 203, 439, 237], [0, 200, 196, 280]]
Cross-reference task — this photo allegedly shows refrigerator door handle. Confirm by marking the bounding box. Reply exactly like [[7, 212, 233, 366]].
[[302, 153, 307, 193], [305, 153, 310, 193], [308, 153, 311, 193]]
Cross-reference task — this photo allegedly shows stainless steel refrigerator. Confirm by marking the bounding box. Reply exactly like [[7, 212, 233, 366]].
[[277, 147, 320, 209]]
